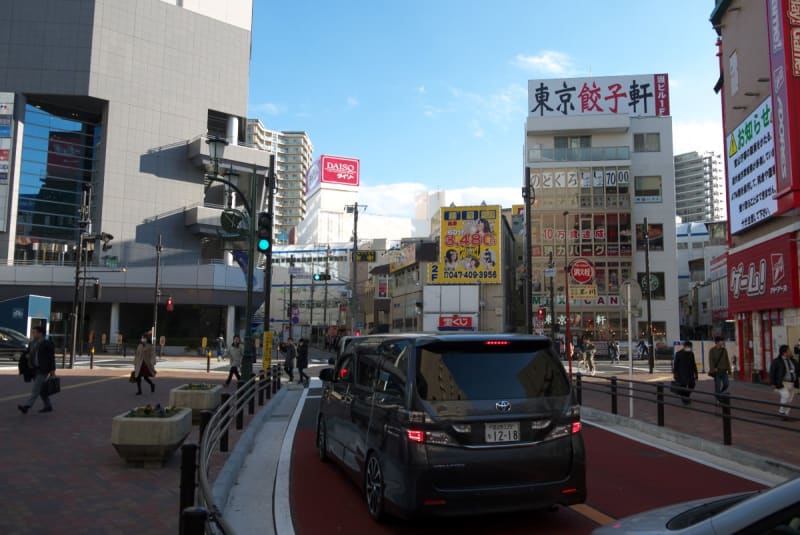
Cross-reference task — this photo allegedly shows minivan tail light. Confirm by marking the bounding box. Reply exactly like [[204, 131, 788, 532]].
[[484, 340, 510, 346], [406, 429, 425, 443], [571, 421, 582, 434]]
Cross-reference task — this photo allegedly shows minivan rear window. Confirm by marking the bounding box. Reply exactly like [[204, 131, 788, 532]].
[[416, 345, 569, 401]]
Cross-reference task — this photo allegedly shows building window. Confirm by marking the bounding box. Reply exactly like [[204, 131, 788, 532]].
[[634, 175, 662, 203], [633, 133, 660, 152]]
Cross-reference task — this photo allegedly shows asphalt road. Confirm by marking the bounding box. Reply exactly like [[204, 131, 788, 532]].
[[290, 393, 765, 535]]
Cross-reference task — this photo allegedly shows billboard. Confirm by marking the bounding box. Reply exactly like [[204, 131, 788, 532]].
[[320, 155, 359, 186], [528, 73, 669, 118], [439, 205, 501, 284], [727, 232, 800, 313], [726, 96, 778, 233], [389, 242, 416, 273], [767, 0, 800, 214]]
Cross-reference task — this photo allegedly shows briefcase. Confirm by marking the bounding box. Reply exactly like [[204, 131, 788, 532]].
[[43, 376, 61, 396]]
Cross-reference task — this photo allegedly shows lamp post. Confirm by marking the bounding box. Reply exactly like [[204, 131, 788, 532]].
[[345, 203, 366, 334], [522, 169, 533, 334], [643, 217, 655, 374], [152, 234, 162, 350], [564, 211, 572, 379], [69, 185, 92, 368]]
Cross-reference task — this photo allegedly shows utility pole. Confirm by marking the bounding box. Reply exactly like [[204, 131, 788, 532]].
[[241, 166, 258, 379], [564, 211, 572, 379], [345, 203, 365, 334], [644, 217, 654, 374], [522, 168, 533, 334], [152, 234, 162, 346], [549, 251, 556, 340], [69, 185, 91, 368], [263, 153, 275, 350], [288, 254, 295, 339], [323, 244, 330, 328]]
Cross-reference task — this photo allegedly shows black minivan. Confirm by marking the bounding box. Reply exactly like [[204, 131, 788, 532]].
[[316, 333, 586, 521]]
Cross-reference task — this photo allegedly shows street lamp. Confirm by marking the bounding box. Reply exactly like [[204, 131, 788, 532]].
[[206, 134, 228, 178]]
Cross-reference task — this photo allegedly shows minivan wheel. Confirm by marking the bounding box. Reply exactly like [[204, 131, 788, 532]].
[[365, 454, 385, 522], [316, 417, 329, 463]]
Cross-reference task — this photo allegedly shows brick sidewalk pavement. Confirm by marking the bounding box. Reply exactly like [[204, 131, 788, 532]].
[[576, 370, 800, 470], [0, 366, 272, 535]]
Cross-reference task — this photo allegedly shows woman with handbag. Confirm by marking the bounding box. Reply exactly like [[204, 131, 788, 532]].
[[133, 332, 157, 395]]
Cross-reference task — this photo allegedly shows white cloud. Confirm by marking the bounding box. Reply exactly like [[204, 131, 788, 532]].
[[250, 102, 287, 116], [672, 119, 725, 157], [470, 119, 485, 138], [512, 51, 574, 75], [448, 83, 527, 127], [417, 85, 426, 94], [346, 96, 359, 109]]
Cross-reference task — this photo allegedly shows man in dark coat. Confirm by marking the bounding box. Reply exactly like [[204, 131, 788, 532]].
[[672, 341, 698, 405], [296, 338, 309, 387], [18, 325, 57, 414]]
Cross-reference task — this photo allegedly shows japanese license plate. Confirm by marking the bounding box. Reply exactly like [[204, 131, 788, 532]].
[[484, 422, 520, 443]]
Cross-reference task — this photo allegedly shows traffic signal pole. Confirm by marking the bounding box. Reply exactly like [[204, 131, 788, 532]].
[[263, 154, 275, 358]]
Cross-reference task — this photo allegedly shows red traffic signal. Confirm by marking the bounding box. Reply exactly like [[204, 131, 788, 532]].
[[166, 296, 174, 312], [537, 307, 545, 321]]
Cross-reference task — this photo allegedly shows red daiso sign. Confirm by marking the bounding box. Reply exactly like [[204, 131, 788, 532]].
[[320, 155, 360, 187], [728, 232, 800, 313]]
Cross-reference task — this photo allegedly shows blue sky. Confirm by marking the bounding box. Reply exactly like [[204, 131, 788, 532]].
[[249, 1, 723, 216]]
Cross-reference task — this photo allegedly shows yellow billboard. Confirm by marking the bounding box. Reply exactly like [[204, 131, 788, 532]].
[[439, 205, 501, 284]]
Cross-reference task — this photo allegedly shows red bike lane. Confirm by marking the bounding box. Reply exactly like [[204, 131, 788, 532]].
[[290, 397, 765, 535]]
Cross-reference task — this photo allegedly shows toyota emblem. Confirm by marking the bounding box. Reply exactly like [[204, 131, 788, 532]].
[[496, 400, 511, 412]]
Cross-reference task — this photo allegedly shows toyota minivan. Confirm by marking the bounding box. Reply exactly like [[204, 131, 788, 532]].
[[316, 333, 586, 521]]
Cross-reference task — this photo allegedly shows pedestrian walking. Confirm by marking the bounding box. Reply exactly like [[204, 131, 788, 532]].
[[216, 334, 226, 362], [17, 325, 56, 414], [224, 335, 243, 386], [296, 338, 309, 387], [284, 337, 297, 382], [609, 336, 620, 363], [636, 339, 647, 361], [583, 335, 596, 376], [769, 344, 798, 420], [709, 336, 731, 401], [133, 332, 156, 395], [672, 341, 698, 405]]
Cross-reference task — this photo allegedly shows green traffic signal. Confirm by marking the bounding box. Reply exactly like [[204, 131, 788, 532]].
[[313, 273, 321, 281], [257, 237, 270, 253]]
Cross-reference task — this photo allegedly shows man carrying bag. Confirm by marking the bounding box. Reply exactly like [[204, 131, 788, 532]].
[[17, 325, 57, 414]]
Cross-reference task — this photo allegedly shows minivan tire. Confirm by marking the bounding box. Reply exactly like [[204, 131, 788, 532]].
[[365, 453, 385, 522], [316, 417, 329, 463]]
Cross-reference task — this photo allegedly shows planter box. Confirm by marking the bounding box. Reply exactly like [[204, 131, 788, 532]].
[[111, 408, 192, 466], [169, 384, 223, 423]]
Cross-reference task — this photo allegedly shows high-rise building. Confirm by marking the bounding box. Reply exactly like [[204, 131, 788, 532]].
[[245, 120, 313, 244], [0, 0, 267, 350], [524, 73, 680, 353], [674, 151, 724, 222]]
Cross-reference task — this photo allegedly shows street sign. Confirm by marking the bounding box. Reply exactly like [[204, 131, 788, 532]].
[[355, 250, 376, 262], [569, 285, 597, 299], [621, 280, 642, 307], [289, 267, 305, 276], [544, 267, 556, 278], [570, 259, 594, 284]]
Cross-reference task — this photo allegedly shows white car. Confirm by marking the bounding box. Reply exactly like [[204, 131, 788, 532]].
[[592, 476, 800, 534]]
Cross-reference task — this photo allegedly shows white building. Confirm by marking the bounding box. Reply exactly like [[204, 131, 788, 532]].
[[523, 73, 680, 352], [674, 151, 725, 223]]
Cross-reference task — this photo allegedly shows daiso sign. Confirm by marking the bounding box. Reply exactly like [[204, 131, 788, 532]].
[[320, 155, 360, 187]]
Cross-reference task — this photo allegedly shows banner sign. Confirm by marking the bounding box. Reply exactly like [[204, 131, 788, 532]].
[[437, 314, 477, 332], [727, 232, 800, 313], [439, 205, 502, 284]]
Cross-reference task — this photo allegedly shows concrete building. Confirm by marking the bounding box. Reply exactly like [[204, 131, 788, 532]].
[[674, 151, 725, 223], [0, 0, 268, 352], [524, 73, 680, 354], [711, 0, 800, 382], [244, 120, 313, 244]]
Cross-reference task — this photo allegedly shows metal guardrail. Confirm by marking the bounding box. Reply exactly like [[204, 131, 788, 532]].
[[178, 365, 283, 534], [575, 373, 800, 446]]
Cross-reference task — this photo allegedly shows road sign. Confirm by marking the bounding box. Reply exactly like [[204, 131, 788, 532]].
[[569, 285, 597, 299], [291, 316, 299, 324], [289, 267, 305, 276], [355, 250, 376, 262], [570, 259, 594, 284], [544, 267, 556, 278], [621, 280, 642, 307], [220, 209, 244, 234]]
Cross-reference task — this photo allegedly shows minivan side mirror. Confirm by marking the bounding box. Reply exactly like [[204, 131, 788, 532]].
[[328, 357, 335, 365], [319, 368, 334, 382]]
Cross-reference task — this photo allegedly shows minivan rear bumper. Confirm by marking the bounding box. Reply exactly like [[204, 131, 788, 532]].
[[386, 434, 587, 517]]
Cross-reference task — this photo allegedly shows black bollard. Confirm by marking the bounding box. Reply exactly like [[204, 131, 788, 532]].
[[266, 369, 272, 400], [610, 376, 618, 415], [656, 383, 665, 427], [220, 393, 230, 452], [258, 372, 265, 406], [180, 506, 208, 535], [179, 443, 198, 514], [575, 372, 582, 405], [199, 410, 212, 448], [721, 395, 732, 445]]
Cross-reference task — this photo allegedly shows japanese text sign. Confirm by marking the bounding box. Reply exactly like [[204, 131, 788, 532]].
[[439, 205, 502, 284], [727, 232, 799, 313], [528, 74, 669, 118]]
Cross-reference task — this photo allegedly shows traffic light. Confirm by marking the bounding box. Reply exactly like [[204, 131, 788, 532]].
[[537, 307, 545, 321], [100, 232, 114, 251], [166, 296, 174, 312], [93, 280, 101, 300], [313, 272, 331, 281], [256, 211, 271, 253]]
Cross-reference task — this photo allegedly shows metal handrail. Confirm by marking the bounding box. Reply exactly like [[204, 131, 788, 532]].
[[575, 373, 800, 445], [181, 366, 281, 534]]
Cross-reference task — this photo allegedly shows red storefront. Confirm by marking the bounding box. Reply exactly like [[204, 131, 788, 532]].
[[727, 233, 800, 381]]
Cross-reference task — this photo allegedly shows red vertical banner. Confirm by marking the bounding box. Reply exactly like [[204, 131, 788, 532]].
[[654, 73, 670, 116], [767, 0, 800, 211]]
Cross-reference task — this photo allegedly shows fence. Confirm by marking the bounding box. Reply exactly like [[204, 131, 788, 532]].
[[178, 365, 283, 534]]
